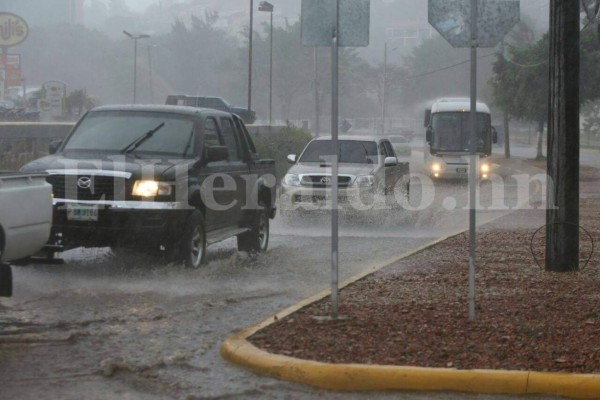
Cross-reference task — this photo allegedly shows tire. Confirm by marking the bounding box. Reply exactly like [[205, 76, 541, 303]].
[[237, 206, 269, 253], [178, 210, 207, 268]]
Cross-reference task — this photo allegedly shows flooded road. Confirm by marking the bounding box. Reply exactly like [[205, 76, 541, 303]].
[[0, 152, 555, 400]]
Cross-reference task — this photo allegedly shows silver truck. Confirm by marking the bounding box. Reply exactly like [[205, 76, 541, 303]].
[[0, 173, 53, 296], [280, 135, 410, 211]]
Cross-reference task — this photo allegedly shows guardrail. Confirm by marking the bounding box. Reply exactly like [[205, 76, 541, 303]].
[[0, 122, 284, 171]]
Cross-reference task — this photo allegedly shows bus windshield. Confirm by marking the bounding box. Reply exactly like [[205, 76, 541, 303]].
[[430, 112, 491, 154]]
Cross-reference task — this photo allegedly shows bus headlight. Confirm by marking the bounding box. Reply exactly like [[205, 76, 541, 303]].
[[480, 163, 490, 173], [431, 163, 442, 173]]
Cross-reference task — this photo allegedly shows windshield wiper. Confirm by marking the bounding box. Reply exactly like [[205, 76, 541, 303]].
[[181, 128, 195, 157], [121, 122, 165, 154]]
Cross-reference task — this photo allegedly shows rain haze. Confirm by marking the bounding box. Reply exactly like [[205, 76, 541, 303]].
[[0, 0, 599, 399]]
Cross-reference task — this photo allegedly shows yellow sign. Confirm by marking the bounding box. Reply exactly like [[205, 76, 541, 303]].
[[0, 13, 29, 47]]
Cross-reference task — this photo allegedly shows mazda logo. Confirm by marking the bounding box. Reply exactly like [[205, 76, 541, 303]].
[[77, 177, 92, 189], [320, 177, 332, 185]]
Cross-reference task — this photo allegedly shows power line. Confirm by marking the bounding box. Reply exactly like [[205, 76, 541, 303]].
[[391, 52, 496, 83]]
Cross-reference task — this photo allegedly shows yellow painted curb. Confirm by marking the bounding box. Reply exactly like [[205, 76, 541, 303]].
[[221, 160, 600, 398]]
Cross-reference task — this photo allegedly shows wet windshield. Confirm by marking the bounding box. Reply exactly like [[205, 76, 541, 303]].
[[64, 111, 196, 157], [299, 140, 378, 164], [431, 112, 491, 153]]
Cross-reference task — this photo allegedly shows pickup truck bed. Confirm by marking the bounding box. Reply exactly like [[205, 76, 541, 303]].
[[0, 172, 53, 296]]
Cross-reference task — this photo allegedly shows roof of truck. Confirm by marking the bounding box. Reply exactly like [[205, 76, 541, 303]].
[[90, 104, 232, 118]]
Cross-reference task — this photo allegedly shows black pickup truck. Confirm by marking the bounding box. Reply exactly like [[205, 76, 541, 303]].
[[21, 105, 276, 267]]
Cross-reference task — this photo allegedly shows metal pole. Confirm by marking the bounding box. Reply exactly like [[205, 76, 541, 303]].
[[382, 42, 387, 135], [148, 45, 154, 104], [269, 10, 273, 127], [314, 47, 319, 137], [133, 38, 138, 104], [248, 0, 254, 111], [468, 0, 478, 322], [330, 0, 340, 319]]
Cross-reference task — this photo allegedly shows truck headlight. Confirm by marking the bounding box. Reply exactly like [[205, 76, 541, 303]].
[[283, 174, 301, 187], [132, 180, 172, 197], [431, 163, 442, 173], [354, 175, 375, 187], [480, 163, 490, 173]]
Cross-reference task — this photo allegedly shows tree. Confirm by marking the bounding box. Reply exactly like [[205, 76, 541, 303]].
[[490, 28, 600, 160], [546, 0, 580, 272], [66, 90, 98, 118]]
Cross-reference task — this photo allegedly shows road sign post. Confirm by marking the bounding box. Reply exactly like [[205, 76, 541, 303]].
[[302, 0, 370, 320], [429, 0, 519, 321]]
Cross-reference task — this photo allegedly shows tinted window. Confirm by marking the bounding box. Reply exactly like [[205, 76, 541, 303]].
[[204, 117, 222, 147], [383, 141, 395, 157], [220, 117, 240, 161], [64, 111, 196, 157]]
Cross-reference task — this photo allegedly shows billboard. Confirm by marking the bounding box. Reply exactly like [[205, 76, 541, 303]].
[[0, 13, 29, 47], [0, 54, 21, 87]]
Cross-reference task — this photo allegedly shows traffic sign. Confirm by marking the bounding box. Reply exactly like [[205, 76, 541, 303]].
[[428, 0, 520, 48]]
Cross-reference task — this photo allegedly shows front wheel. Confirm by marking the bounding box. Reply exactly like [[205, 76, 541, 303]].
[[237, 207, 269, 253], [178, 210, 207, 268]]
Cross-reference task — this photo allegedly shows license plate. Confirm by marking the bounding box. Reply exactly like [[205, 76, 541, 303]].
[[456, 168, 467, 174], [67, 204, 99, 221]]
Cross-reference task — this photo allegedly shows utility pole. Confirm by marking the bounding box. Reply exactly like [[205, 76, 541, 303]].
[[546, 0, 580, 271], [314, 47, 319, 137], [381, 42, 387, 135]]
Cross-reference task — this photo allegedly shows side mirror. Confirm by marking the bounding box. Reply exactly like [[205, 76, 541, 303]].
[[205, 146, 229, 163], [426, 127, 433, 143], [49, 140, 62, 154], [287, 154, 297, 164], [492, 127, 498, 144], [384, 156, 398, 167]]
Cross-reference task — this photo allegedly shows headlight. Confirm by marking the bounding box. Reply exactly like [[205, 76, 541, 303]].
[[431, 163, 442, 172], [283, 174, 301, 187], [354, 175, 375, 187], [132, 180, 172, 197], [480, 163, 490, 173]]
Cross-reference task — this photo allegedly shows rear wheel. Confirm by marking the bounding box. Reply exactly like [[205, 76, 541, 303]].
[[178, 210, 207, 268], [237, 206, 269, 253]]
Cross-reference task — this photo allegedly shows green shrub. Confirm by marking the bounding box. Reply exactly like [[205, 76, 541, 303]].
[[252, 124, 313, 180]]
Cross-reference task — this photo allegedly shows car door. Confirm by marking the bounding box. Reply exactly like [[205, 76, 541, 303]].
[[199, 116, 240, 229], [218, 116, 250, 226]]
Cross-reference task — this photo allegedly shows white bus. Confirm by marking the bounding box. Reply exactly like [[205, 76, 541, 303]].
[[423, 98, 497, 179]]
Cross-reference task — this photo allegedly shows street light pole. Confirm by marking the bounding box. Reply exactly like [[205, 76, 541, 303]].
[[259, 1, 274, 127], [248, 0, 254, 112], [123, 30, 150, 104], [382, 42, 387, 135], [147, 44, 157, 104]]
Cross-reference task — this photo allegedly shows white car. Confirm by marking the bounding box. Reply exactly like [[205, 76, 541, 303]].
[[280, 135, 410, 211]]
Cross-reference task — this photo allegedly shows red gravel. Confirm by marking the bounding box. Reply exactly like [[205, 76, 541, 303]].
[[250, 181, 600, 373]]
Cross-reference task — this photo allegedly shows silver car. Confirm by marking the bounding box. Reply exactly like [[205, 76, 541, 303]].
[[280, 135, 410, 211]]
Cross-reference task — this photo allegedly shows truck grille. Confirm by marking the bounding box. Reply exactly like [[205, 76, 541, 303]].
[[46, 174, 130, 201], [300, 175, 353, 188]]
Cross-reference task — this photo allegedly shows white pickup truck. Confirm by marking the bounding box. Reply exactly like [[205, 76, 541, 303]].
[[0, 173, 53, 297]]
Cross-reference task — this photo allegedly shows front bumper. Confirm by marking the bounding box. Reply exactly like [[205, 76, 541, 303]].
[[50, 198, 192, 249], [279, 185, 378, 211]]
